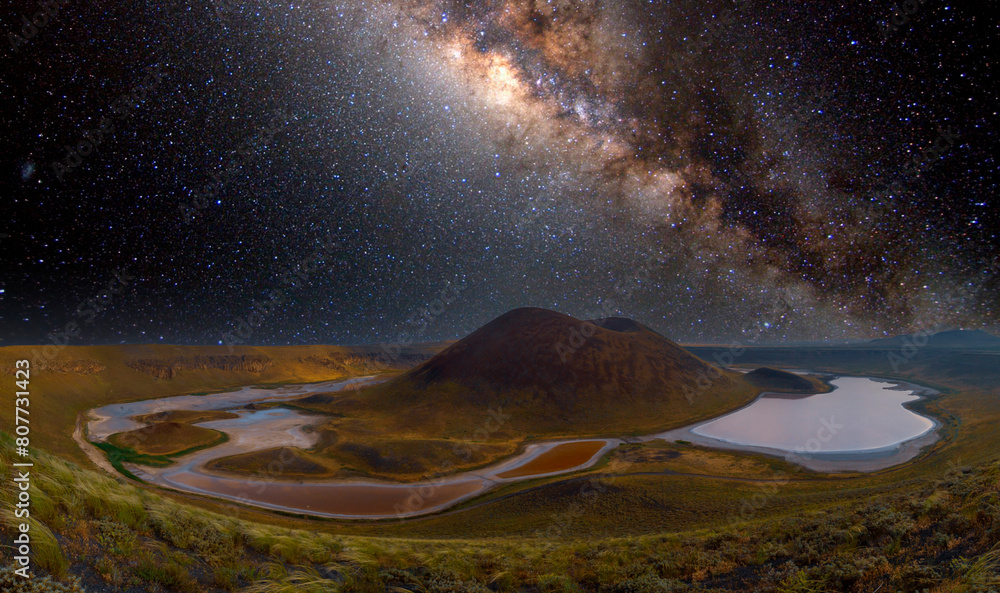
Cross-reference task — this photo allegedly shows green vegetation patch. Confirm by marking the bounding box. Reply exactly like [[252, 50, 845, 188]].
[[94, 429, 228, 479], [93, 441, 171, 479]]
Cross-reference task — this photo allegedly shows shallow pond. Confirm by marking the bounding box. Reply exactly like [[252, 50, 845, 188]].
[[87, 376, 371, 441], [496, 441, 607, 479], [690, 376, 935, 455]]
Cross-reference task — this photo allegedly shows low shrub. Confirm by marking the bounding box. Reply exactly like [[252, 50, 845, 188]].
[[0, 565, 86, 593]]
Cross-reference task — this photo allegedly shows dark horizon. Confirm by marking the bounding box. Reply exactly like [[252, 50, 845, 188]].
[[3, 307, 998, 350]]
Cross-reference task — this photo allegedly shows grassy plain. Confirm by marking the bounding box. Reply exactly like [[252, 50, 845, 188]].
[[1, 342, 998, 591]]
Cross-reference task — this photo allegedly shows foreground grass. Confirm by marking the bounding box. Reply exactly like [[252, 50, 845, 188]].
[[2, 430, 999, 592]]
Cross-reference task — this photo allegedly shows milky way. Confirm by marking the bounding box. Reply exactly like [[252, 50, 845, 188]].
[[1, 0, 997, 345]]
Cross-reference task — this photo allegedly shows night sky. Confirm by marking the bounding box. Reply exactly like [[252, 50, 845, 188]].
[[1, 0, 997, 347]]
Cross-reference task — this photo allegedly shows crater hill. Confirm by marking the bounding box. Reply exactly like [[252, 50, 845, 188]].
[[358, 308, 757, 435]]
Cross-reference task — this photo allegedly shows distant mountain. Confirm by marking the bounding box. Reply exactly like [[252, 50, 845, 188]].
[[364, 308, 756, 434], [743, 367, 815, 392], [867, 329, 1000, 349]]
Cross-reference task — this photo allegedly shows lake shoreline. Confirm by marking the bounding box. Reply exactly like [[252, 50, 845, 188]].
[[651, 375, 941, 473], [84, 372, 944, 517]]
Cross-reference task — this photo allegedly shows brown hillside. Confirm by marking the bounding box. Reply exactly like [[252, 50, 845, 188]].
[[363, 308, 756, 435]]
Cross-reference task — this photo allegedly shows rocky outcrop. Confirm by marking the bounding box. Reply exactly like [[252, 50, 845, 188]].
[[36, 359, 106, 374], [299, 352, 429, 372], [125, 354, 274, 380]]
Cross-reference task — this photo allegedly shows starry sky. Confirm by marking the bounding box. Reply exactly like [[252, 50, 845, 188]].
[[1, 0, 997, 346]]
